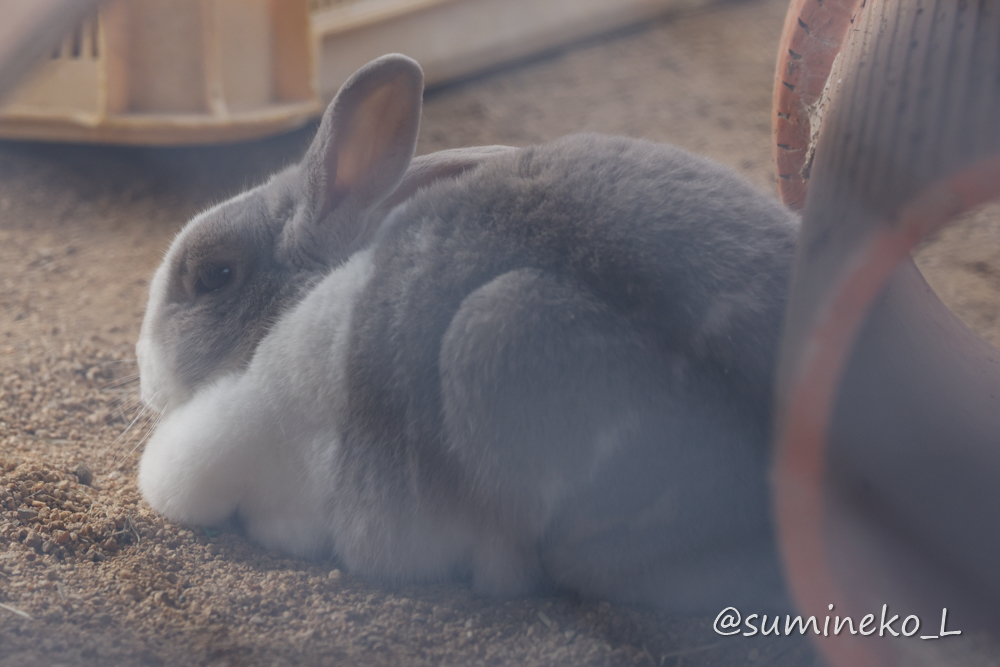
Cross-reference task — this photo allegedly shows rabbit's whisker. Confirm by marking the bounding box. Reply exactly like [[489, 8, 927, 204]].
[[103, 401, 151, 464], [110, 412, 161, 474], [99, 389, 143, 418], [100, 373, 141, 390], [109, 392, 143, 416], [106, 416, 152, 473], [90, 358, 138, 369]]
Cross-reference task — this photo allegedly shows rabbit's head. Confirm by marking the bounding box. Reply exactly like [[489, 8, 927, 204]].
[[136, 54, 427, 413]]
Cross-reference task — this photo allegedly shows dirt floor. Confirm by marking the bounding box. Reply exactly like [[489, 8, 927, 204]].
[[1, 0, 999, 665]]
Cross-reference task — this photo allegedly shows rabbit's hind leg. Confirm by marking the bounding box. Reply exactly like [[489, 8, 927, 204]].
[[440, 267, 787, 610], [537, 369, 788, 613], [439, 267, 664, 592]]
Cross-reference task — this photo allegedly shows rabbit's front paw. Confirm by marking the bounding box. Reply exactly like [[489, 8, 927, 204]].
[[138, 381, 249, 527]]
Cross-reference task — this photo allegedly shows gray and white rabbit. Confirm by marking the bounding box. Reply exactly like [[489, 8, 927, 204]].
[[136, 54, 798, 612]]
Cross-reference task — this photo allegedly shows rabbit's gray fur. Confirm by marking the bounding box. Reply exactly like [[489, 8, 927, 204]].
[[137, 54, 798, 613]]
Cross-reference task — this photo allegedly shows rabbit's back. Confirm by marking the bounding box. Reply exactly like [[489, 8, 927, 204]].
[[335, 134, 797, 609], [355, 133, 797, 417]]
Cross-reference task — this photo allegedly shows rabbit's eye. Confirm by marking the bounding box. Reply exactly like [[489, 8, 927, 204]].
[[195, 264, 233, 294]]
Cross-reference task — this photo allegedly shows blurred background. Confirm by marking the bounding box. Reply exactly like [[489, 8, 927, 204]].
[[1, 1, 997, 665], [0, 0, 716, 145]]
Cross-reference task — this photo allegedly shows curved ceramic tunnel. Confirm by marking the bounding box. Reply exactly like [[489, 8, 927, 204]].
[[772, 1, 1000, 665]]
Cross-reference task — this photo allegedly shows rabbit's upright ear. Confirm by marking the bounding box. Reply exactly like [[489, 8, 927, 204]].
[[284, 54, 424, 264]]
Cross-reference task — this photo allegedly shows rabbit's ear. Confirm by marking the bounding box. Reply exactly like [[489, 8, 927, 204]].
[[286, 54, 424, 263]]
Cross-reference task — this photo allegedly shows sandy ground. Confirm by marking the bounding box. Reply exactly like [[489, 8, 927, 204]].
[[1, 0, 998, 665]]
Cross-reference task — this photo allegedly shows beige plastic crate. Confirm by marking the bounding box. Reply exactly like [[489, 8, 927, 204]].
[[0, 0, 319, 144], [0, 0, 710, 145]]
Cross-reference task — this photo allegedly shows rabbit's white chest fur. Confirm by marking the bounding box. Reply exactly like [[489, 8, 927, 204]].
[[138, 249, 478, 577]]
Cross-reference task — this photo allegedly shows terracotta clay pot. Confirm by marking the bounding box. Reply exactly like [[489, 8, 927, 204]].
[[771, 1, 1000, 665]]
